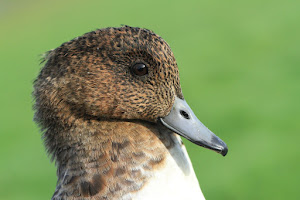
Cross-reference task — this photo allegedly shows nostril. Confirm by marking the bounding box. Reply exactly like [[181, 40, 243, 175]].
[[180, 110, 190, 119]]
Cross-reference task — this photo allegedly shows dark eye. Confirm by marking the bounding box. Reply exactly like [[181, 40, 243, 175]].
[[131, 63, 148, 76]]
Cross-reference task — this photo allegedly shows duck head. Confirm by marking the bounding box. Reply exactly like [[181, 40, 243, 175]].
[[34, 26, 227, 156]]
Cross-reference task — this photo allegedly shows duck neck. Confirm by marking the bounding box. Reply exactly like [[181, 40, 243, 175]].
[[50, 119, 176, 199]]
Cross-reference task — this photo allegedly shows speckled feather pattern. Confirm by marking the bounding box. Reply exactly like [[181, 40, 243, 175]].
[[33, 26, 188, 199]]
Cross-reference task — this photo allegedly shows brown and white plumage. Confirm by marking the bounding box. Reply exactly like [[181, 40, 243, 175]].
[[33, 26, 227, 200]]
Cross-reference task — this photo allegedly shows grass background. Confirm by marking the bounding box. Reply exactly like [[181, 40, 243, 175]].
[[1, 0, 299, 199]]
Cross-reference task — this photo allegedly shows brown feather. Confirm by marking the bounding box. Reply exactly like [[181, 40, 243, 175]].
[[33, 26, 182, 199]]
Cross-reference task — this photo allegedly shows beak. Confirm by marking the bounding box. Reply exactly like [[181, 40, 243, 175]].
[[160, 97, 228, 156]]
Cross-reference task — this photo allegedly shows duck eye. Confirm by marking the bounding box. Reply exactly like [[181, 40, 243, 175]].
[[131, 63, 148, 76]]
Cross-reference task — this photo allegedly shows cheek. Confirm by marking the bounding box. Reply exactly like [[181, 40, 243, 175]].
[[77, 73, 175, 122], [82, 84, 117, 117], [112, 85, 158, 121], [134, 86, 175, 121], [155, 83, 175, 115], [75, 73, 121, 118]]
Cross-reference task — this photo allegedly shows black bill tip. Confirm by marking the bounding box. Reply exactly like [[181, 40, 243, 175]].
[[221, 146, 228, 156]]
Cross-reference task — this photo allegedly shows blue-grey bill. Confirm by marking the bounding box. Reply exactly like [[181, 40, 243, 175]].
[[160, 97, 228, 156]]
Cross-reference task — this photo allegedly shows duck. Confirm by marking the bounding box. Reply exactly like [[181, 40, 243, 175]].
[[33, 26, 228, 200]]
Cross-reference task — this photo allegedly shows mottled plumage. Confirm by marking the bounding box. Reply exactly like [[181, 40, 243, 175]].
[[33, 26, 227, 200]]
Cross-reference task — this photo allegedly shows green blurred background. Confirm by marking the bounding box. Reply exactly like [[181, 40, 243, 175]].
[[1, 0, 299, 199]]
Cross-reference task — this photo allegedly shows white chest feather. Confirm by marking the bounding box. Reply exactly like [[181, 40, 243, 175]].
[[132, 135, 205, 200]]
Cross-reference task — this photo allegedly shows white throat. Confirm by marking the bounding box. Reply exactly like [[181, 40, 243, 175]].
[[132, 134, 205, 200]]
